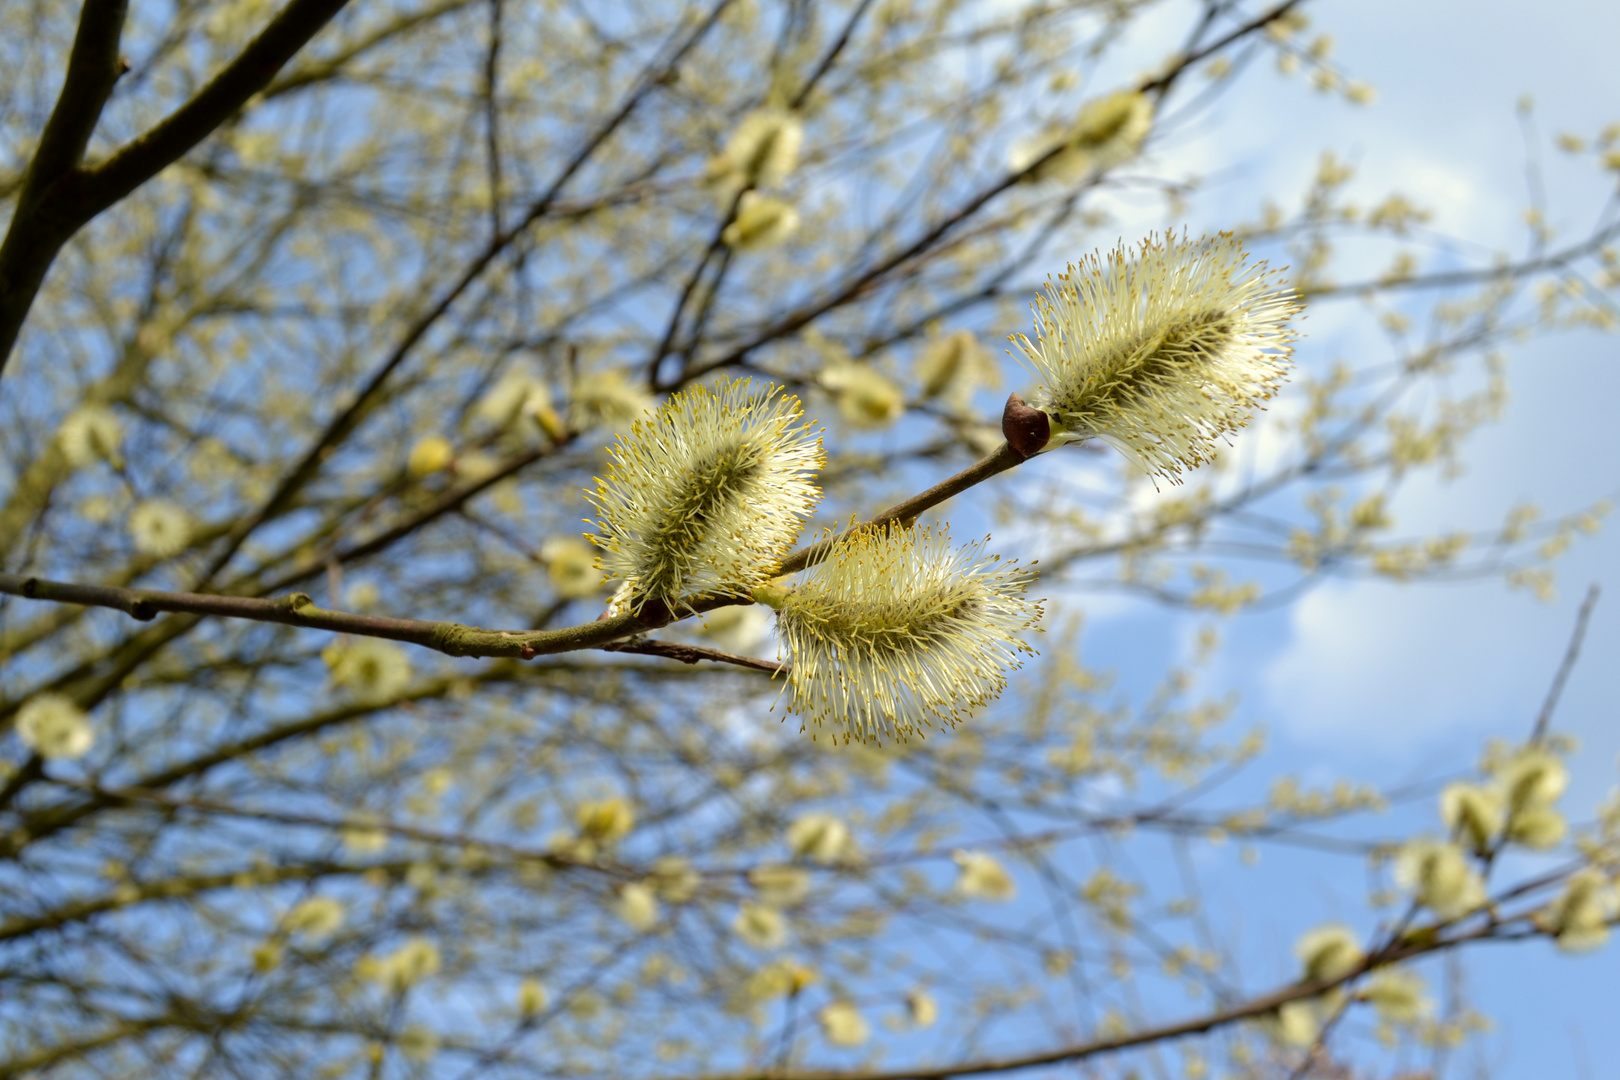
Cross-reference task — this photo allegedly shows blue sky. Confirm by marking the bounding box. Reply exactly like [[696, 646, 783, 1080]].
[[1052, 1, 1620, 1076]]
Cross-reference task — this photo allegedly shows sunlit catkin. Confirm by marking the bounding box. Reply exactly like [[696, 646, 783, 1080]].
[[57, 405, 122, 468], [770, 523, 1042, 745], [586, 379, 823, 612], [1393, 838, 1485, 919], [720, 107, 804, 190], [722, 192, 800, 251], [1013, 232, 1301, 481], [15, 693, 95, 760], [1011, 90, 1154, 184], [1534, 868, 1616, 953], [1293, 924, 1362, 982]]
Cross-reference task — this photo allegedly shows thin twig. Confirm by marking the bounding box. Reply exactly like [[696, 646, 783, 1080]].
[[194, 0, 737, 585], [1530, 584, 1600, 744], [774, 442, 1025, 575], [48, 778, 610, 873], [650, 913, 1536, 1080], [0, 570, 636, 660], [602, 637, 787, 675], [676, 2, 1304, 390]]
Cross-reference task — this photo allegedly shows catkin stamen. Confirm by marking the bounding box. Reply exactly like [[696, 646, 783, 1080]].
[[1059, 309, 1235, 418], [1015, 231, 1301, 481], [774, 524, 1042, 745], [586, 379, 823, 612], [638, 445, 764, 599]]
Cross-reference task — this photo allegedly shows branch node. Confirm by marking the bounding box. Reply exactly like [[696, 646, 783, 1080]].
[[1002, 392, 1051, 459], [128, 596, 156, 621], [430, 623, 481, 657], [277, 592, 314, 614]]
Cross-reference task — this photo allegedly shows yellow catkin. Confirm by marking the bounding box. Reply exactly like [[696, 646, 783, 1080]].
[[1014, 232, 1300, 482], [773, 523, 1042, 745], [587, 379, 823, 612]]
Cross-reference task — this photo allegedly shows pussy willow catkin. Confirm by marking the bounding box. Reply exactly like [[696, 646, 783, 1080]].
[[1014, 231, 1301, 481], [769, 523, 1042, 745], [587, 379, 822, 612]]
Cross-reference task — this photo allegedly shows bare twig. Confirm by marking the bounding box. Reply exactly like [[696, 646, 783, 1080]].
[[48, 778, 612, 874], [1530, 584, 1600, 744], [651, 914, 1532, 1080], [602, 637, 787, 675], [0, 571, 640, 660], [774, 441, 1026, 575]]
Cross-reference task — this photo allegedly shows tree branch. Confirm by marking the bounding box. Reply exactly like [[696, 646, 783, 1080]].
[[0, 427, 1035, 661], [14, 0, 128, 197], [194, 0, 737, 585], [1305, 219, 1620, 299], [50, 778, 614, 874], [672, 1, 1306, 391], [658, 916, 1529, 1080], [773, 440, 1026, 575], [602, 637, 787, 675], [0, 0, 353, 374], [0, 571, 646, 659], [1530, 583, 1600, 744]]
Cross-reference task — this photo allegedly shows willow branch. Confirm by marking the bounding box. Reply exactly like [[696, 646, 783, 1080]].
[[677, 2, 1305, 389], [195, 0, 737, 584], [2, 393, 1043, 666], [1139, 0, 1304, 98], [1530, 583, 1600, 744], [50, 778, 613, 874], [1305, 218, 1620, 300], [0, 0, 353, 373], [0, 440, 1033, 662], [262, 0, 478, 99], [0, 572, 646, 659], [602, 637, 787, 675], [661, 915, 1532, 1080], [13, 0, 128, 198], [0, 0, 129, 373], [0, 854, 419, 944], [774, 440, 1027, 575]]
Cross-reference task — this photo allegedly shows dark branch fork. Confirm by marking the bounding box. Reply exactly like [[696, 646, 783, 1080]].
[[0, 0, 358, 374]]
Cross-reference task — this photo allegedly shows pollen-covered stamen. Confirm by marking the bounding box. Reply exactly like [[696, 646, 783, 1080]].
[[786, 584, 980, 655], [586, 379, 823, 612], [1014, 231, 1301, 482], [1056, 309, 1235, 417], [637, 444, 764, 600], [773, 523, 1043, 746]]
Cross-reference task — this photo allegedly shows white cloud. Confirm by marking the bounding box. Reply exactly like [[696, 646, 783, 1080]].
[[1260, 576, 1574, 756]]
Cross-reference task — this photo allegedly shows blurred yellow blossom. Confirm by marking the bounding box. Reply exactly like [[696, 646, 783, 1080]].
[[541, 537, 603, 599], [732, 901, 787, 949], [818, 1002, 869, 1046], [1294, 924, 1362, 982], [786, 813, 851, 864], [407, 435, 454, 477], [953, 850, 1015, 901], [129, 499, 193, 557], [15, 694, 94, 760]]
